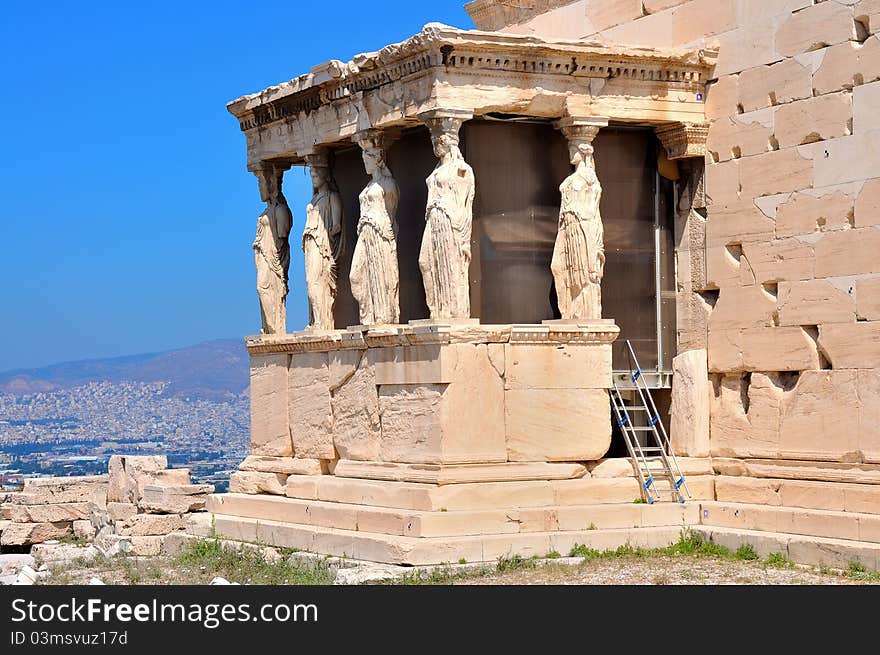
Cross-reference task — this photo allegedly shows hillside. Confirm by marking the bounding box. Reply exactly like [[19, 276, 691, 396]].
[[0, 340, 249, 401]]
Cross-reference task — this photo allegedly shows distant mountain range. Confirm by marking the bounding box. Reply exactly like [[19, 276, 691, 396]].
[[0, 340, 249, 401]]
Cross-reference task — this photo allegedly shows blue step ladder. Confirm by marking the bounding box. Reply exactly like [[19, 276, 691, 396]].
[[609, 339, 690, 504]]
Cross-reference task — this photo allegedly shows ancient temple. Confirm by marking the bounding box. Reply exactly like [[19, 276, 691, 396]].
[[211, 2, 880, 568]]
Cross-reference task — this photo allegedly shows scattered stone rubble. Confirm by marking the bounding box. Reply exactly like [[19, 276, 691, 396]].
[[0, 455, 213, 557]]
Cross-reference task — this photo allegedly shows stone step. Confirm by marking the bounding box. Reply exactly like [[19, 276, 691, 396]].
[[211, 514, 686, 566], [282, 474, 715, 512], [700, 501, 880, 544], [209, 493, 698, 538], [714, 475, 880, 514], [692, 525, 880, 572], [331, 460, 588, 485]]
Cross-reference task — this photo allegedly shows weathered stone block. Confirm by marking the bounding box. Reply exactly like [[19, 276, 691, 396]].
[[778, 279, 857, 326], [0, 522, 72, 546], [330, 349, 381, 461], [707, 113, 773, 162], [587, 458, 634, 479], [739, 58, 812, 113], [9, 502, 90, 523], [229, 471, 288, 496], [72, 520, 96, 542], [705, 74, 739, 121], [819, 322, 880, 369], [139, 484, 213, 514], [779, 370, 861, 461], [378, 343, 506, 465], [714, 476, 783, 506], [107, 502, 138, 522], [813, 36, 880, 95], [506, 389, 610, 462], [815, 227, 880, 276], [706, 202, 775, 245], [708, 328, 744, 373], [855, 178, 880, 227], [593, 0, 647, 28], [853, 81, 880, 134], [775, 191, 854, 237], [19, 476, 107, 506], [670, 349, 710, 458], [741, 326, 821, 372], [811, 131, 880, 187], [671, 0, 737, 43], [738, 148, 814, 198], [250, 353, 292, 457], [239, 456, 324, 476], [857, 278, 880, 320], [705, 159, 740, 207], [774, 92, 852, 148], [504, 343, 611, 389], [741, 238, 815, 285], [710, 373, 785, 458], [776, 1, 858, 57], [117, 514, 186, 537], [288, 351, 334, 459], [372, 344, 456, 385], [708, 285, 777, 331]]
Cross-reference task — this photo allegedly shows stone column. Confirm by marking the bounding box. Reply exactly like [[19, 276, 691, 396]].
[[417, 109, 475, 321], [551, 116, 609, 321], [350, 130, 401, 326], [252, 162, 292, 335]]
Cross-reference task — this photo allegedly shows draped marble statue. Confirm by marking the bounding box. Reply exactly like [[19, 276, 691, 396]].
[[419, 112, 475, 319], [551, 120, 606, 321], [350, 132, 400, 325], [253, 165, 293, 334], [303, 152, 344, 331]]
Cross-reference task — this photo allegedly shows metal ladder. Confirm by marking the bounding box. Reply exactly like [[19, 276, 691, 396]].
[[609, 339, 690, 505]]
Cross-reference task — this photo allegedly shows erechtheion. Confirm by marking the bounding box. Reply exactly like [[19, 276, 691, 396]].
[[211, 1, 880, 568]]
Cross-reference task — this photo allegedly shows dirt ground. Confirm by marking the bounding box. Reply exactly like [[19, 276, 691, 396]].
[[451, 556, 876, 585]]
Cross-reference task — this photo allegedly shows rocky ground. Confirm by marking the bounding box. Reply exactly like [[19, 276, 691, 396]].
[[3, 532, 878, 586]]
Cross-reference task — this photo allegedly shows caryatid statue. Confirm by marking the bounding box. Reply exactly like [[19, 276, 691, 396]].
[[350, 131, 400, 325], [418, 110, 475, 319], [302, 151, 344, 331], [252, 164, 293, 334], [551, 117, 609, 321]]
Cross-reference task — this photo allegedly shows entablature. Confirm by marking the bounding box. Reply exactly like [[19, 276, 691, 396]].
[[227, 23, 716, 167]]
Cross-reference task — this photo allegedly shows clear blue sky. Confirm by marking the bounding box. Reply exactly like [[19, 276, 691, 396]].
[[0, 1, 473, 371]]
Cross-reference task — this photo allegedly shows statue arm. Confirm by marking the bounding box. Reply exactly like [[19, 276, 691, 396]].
[[330, 192, 343, 236]]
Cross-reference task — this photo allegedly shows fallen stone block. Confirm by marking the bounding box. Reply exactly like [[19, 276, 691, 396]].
[[9, 502, 91, 523], [109, 455, 171, 504], [116, 514, 186, 537], [107, 502, 139, 522], [30, 543, 97, 565], [73, 520, 96, 542], [0, 554, 35, 577], [140, 484, 214, 514], [0, 522, 72, 546], [185, 513, 213, 537], [127, 536, 164, 557], [19, 476, 108, 505]]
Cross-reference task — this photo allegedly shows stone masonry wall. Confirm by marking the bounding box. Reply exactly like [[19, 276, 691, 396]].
[[493, 0, 880, 465]]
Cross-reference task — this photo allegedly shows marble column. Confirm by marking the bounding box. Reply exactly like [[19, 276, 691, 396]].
[[252, 162, 292, 335], [550, 116, 609, 321], [302, 149, 344, 331], [417, 109, 476, 321], [350, 130, 401, 326]]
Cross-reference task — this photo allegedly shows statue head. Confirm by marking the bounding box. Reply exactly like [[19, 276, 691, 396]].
[[569, 141, 594, 168], [256, 167, 283, 203], [362, 145, 386, 177], [432, 132, 460, 160]]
